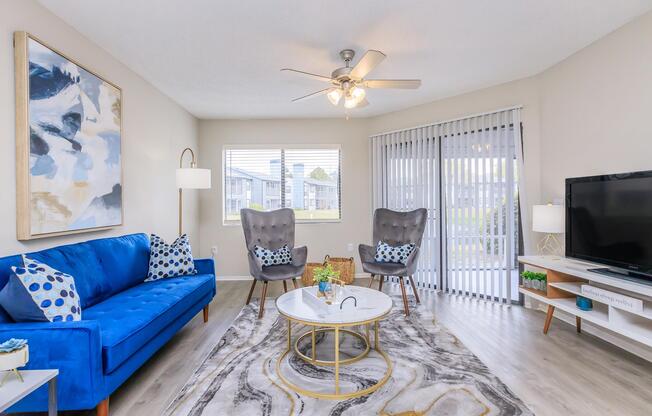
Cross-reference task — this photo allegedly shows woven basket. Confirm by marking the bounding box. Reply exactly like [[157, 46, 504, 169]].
[[301, 260, 326, 287], [300, 255, 356, 286], [324, 255, 355, 284]]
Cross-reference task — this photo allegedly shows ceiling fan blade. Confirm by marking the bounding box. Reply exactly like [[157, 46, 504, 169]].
[[363, 79, 421, 89], [291, 88, 332, 102], [281, 68, 333, 82], [349, 50, 386, 79]]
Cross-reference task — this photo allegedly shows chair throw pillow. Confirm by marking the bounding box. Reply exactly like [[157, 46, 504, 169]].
[[254, 244, 292, 267], [374, 241, 416, 265], [0, 255, 82, 322], [146, 234, 196, 282]]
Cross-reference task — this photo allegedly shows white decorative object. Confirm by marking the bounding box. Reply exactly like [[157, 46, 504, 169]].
[[301, 286, 353, 313], [581, 284, 643, 313], [0, 345, 29, 385], [532, 204, 564, 255]]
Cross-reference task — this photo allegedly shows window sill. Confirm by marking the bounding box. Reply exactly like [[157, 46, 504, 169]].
[[223, 219, 342, 227]]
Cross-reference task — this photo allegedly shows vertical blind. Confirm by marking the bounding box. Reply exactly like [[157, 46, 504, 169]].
[[371, 107, 526, 303], [223, 147, 341, 223]]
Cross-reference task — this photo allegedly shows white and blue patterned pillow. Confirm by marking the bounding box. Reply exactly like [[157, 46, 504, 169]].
[[374, 241, 416, 265], [146, 234, 196, 282], [254, 244, 292, 267], [0, 256, 82, 322]]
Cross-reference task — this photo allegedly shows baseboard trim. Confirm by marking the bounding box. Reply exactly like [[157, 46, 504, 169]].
[[217, 273, 371, 282]]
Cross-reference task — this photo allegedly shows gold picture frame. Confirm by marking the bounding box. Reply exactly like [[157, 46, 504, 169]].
[[14, 32, 124, 240]]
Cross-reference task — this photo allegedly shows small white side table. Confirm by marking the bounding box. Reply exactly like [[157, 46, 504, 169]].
[[0, 369, 58, 415]]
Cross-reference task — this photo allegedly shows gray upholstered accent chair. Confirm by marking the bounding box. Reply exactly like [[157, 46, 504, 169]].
[[359, 208, 428, 316], [240, 208, 307, 318]]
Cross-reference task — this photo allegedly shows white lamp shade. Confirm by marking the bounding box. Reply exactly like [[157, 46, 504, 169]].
[[532, 204, 564, 233], [176, 168, 211, 189]]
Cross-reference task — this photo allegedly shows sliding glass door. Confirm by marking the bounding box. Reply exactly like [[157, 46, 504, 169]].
[[371, 108, 522, 303]]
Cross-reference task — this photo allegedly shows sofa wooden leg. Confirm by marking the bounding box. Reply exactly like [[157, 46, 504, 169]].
[[97, 397, 109, 416], [292, 278, 299, 289], [259, 281, 268, 319], [203, 305, 209, 323], [378, 276, 384, 292], [282, 280, 288, 293]]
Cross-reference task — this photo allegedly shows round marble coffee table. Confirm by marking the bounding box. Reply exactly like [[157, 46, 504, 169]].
[[275, 285, 393, 400]]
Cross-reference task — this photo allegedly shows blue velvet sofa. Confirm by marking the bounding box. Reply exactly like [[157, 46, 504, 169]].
[[0, 233, 216, 414]]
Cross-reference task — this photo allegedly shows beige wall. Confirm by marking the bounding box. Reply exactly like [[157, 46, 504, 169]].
[[198, 119, 370, 277], [0, 0, 200, 256], [538, 10, 652, 203]]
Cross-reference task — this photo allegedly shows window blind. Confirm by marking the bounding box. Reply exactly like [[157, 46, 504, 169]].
[[223, 147, 341, 223], [371, 107, 525, 303]]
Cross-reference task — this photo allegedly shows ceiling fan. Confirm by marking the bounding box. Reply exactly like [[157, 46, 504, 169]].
[[281, 49, 421, 109]]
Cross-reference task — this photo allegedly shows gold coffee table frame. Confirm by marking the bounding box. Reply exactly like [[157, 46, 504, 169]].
[[275, 312, 393, 400]]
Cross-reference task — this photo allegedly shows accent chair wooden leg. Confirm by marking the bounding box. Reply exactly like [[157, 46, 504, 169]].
[[408, 275, 420, 304], [283, 280, 288, 293], [398, 276, 410, 316], [245, 279, 257, 305], [543, 305, 555, 334], [203, 305, 209, 323], [259, 281, 268, 319], [368, 274, 375, 288], [292, 278, 299, 289], [378, 275, 384, 292], [576, 316, 582, 334], [97, 397, 109, 416]]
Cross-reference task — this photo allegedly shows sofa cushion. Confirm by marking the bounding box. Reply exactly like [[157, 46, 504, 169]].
[[146, 234, 196, 281], [89, 233, 150, 301], [0, 256, 82, 322], [83, 273, 215, 373]]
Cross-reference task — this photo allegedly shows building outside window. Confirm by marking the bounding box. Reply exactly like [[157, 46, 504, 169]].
[[223, 147, 341, 223]]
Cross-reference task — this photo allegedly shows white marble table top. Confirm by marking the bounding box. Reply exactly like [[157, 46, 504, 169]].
[[275, 286, 393, 325]]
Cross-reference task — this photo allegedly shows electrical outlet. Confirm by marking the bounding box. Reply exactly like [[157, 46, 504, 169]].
[[211, 246, 218, 257], [347, 243, 354, 252]]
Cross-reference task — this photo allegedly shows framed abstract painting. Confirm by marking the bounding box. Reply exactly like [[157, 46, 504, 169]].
[[14, 32, 123, 240]]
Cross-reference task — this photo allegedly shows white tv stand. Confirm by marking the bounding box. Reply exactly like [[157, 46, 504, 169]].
[[518, 256, 652, 349]]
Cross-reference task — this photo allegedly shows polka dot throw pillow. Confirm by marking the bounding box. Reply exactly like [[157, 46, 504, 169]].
[[0, 255, 82, 322], [254, 244, 292, 267], [374, 241, 416, 265], [146, 234, 196, 282]]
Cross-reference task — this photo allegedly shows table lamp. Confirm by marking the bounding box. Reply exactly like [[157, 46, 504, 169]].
[[532, 204, 564, 255], [177, 148, 211, 236]]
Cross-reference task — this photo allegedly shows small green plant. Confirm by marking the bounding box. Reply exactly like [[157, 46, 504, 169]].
[[521, 271, 547, 281], [313, 264, 340, 283]]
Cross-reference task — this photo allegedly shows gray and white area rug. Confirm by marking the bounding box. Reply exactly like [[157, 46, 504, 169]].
[[164, 296, 533, 415]]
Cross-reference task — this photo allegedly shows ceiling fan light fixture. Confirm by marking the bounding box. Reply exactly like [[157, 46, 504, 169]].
[[350, 86, 366, 102], [344, 94, 358, 109], [327, 88, 343, 105]]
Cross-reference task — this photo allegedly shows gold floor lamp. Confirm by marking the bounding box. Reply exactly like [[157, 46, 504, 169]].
[[176, 148, 211, 236]]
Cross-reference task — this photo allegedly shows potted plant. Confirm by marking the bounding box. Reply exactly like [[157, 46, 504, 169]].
[[521, 271, 547, 292], [313, 264, 340, 294]]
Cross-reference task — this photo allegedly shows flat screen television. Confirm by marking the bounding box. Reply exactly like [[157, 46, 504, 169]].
[[566, 170, 652, 282]]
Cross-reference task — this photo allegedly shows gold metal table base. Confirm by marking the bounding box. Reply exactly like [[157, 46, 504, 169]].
[[276, 317, 392, 400]]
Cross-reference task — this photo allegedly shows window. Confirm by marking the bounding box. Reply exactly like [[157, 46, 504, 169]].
[[223, 146, 341, 223]]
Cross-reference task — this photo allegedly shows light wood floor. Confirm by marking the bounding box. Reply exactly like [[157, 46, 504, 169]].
[[48, 280, 652, 416]]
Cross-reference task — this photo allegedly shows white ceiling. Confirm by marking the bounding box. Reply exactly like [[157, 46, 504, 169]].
[[39, 0, 652, 119]]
